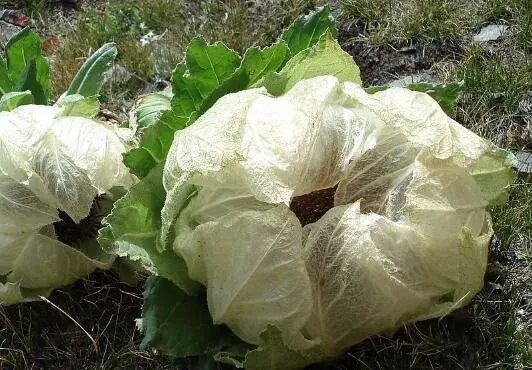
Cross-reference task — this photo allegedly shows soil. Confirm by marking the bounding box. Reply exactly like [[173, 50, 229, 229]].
[[338, 23, 462, 85], [1, 272, 171, 370], [54, 199, 103, 246], [290, 186, 337, 226]]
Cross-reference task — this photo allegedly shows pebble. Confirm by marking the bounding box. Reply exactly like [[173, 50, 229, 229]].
[[473, 24, 508, 42], [515, 151, 532, 173], [387, 72, 437, 87], [0, 20, 21, 49]]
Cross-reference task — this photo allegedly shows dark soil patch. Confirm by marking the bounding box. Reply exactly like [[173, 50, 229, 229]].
[[290, 186, 337, 226], [0, 272, 171, 370], [338, 27, 462, 86], [54, 199, 103, 246]]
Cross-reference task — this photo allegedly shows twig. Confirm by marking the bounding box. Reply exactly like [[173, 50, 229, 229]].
[[38, 295, 99, 354]]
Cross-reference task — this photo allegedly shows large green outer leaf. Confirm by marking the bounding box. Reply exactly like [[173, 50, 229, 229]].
[[130, 89, 173, 129], [140, 276, 247, 357], [280, 5, 337, 56], [5, 28, 41, 82], [258, 31, 361, 96], [124, 38, 241, 178], [198, 42, 289, 115], [99, 162, 199, 295], [243, 326, 321, 370], [6, 28, 50, 104], [281, 31, 361, 90], [0, 59, 13, 96], [66, 43, 118, 97], [14, 58, 50, 105]]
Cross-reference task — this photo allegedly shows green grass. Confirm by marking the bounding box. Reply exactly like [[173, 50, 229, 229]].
[[340, 0, 475, 44], [43, 0, 317, 110], [450, 44, 532, 149], [340, 0, 532, 46]]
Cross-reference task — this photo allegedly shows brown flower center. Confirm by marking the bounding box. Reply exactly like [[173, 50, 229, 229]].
[[289, 186, 337, 226]]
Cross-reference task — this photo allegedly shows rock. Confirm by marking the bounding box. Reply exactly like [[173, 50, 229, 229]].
[[518, 92, 532, 113], [473, 24, 508, 42], [0, 20, 21, 49], [515, 151, 532, 173], [387, 72, 438, 87], [103, 64, 132, 85], [518, 92, 532, 125]]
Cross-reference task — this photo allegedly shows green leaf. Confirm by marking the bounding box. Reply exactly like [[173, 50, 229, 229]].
[[6, 28, 50, 103], [237, 42, 290, 87], [66, 43, 118, 97], [14, 58, 49, 105], [0, 59, 13, 96], [468, 148, 517, 205], [366, 82, 463, 116], [281, 5, 337, 56], [0, 283, 24, 305], [130, 89, 173, 129], [140, 276, 247, 357], [99, 162, 200, 295], [179, 38, 242, 106], [0, 90, 34, 111], [55, 94, 100, 118], [124, 38, 241, 178], [122, 112, 177, 178], [405, 81, 463, 116], [259, 31, 361, 96], [243, 326, 320, 370], [364, 85, 389, 94], [198, 42, 289, 116], [5, 28, 41, 82]]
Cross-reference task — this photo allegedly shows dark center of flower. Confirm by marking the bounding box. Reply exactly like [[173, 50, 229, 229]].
[[289, 186, 337, 226], [54, 198, 103, 246]]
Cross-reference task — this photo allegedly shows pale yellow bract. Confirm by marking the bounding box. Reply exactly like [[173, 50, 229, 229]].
[[161, 75, 515, 360]]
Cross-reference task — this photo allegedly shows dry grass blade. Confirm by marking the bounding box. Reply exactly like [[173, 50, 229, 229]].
[[38, 295, 99, 354]]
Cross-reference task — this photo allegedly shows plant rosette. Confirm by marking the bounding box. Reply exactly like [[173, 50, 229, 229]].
[[101, 6, 516, 369], [0, 103, 136, 305]]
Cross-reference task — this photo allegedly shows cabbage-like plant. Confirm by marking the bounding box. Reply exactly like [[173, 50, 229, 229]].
[[101, 6, 516, 369], [0, 29, 136, 305], [0, 103, 135, 304]]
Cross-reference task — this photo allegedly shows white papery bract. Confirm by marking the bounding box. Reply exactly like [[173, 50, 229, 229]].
[[0, 104, 136, 305], [162, 76, 515, 359]]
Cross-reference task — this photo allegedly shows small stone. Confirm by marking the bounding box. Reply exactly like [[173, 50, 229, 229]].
[[518, 92, 532, 113], [103, 64, 132, 85], [515, 151, 532, 173], [387, 72, 437, 87], [473, 24, 508, 42], [0, 20, 21, 49]]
